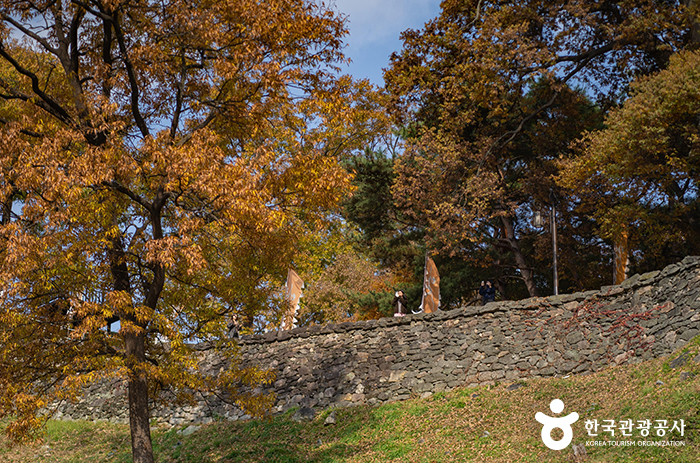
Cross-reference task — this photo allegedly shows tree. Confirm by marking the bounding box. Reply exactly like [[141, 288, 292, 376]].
[[560, 50, 700, 275], [383, 0, 698, 297], [340, 149, 427, 309], [299, 245, 395, 323], [342, 148, 493, 308], [0, 1, 366, 461]]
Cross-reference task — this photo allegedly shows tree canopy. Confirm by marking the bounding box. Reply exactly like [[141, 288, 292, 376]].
[[3, 1, 700, 460], [0, 1, 376, 461], [560, 49, 700, 272], [381, 0, 700, 298]]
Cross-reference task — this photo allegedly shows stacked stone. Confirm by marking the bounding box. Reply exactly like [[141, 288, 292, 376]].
[[51, 256, 700, 427], [239, 256, 700, 412], [51, 377, 129, 424]]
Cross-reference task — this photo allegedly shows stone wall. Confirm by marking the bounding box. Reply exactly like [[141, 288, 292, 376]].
[[53, 257, 700, 426]]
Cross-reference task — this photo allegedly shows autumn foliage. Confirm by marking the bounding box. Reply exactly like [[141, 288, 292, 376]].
[[560, 50, 700, 270], [0, 0, 379, 461], [380, 0, 700, 298], [3, 0, 700, 461]]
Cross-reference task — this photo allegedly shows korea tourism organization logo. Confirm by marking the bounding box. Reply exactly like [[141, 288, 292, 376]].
[[535, 399, 579, 450], [535, 399, 687, 450]]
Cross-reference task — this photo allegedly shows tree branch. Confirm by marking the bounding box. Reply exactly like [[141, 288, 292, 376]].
[[102, 180, 153, 211], [478, 42, 618, 174], [111, 10, 150, 138], [70, 0, 114, 22], [69, 8, 86, 79], [0, 47, 74, 126], [0, 13, 58, 54], [0, 116, 44, 138], [170, 47, 186, 140]]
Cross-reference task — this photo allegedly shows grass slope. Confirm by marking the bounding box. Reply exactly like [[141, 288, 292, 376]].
[[3, 338, 700, 463]]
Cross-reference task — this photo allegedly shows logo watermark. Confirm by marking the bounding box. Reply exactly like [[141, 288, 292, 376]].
[[584, 418, 685, 437], [585, 440, 686, 447], [584, 418, 686, 448], [535, 399, 687, 451], [535, 399, 579, 450]]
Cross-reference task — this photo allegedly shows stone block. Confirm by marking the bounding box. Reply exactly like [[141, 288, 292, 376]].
[[565, 331, 584, 344], [680, 328, 699, 341], [505, 369, 521, 380]]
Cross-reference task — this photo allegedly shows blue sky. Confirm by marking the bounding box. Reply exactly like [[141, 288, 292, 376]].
[[331, 0, 442, 86]]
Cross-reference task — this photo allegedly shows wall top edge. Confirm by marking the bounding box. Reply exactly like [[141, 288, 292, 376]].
[[237, 256, 700, 346]]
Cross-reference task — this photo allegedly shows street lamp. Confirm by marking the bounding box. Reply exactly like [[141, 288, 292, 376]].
[[532, 195, 559, 296]]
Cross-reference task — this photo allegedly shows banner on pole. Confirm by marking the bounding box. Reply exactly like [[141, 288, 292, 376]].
[[282, 269, 304, 330], [421, 255, 440, 314]]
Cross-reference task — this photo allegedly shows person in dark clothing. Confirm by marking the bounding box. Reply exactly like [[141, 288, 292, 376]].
[[227, 313, 240, 339], [479, 280, 496, 305], [392, 290, 408, 317]]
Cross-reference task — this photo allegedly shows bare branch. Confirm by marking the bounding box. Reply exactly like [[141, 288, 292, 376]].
[[111, 10, 150, 138]]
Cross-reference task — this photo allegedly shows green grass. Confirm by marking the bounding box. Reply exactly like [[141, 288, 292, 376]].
[[2, 341, 700, 463]]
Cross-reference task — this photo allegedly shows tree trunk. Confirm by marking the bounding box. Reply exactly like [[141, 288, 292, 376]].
[[501, 216, 539, 297], [493, 278, 508, 301], [242, 309, 256, 332], [126, 331, 154, 463], [109, 231, 155, 463]]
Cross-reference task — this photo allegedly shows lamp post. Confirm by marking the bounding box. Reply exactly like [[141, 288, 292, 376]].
[[532, 194, 559, 296]]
